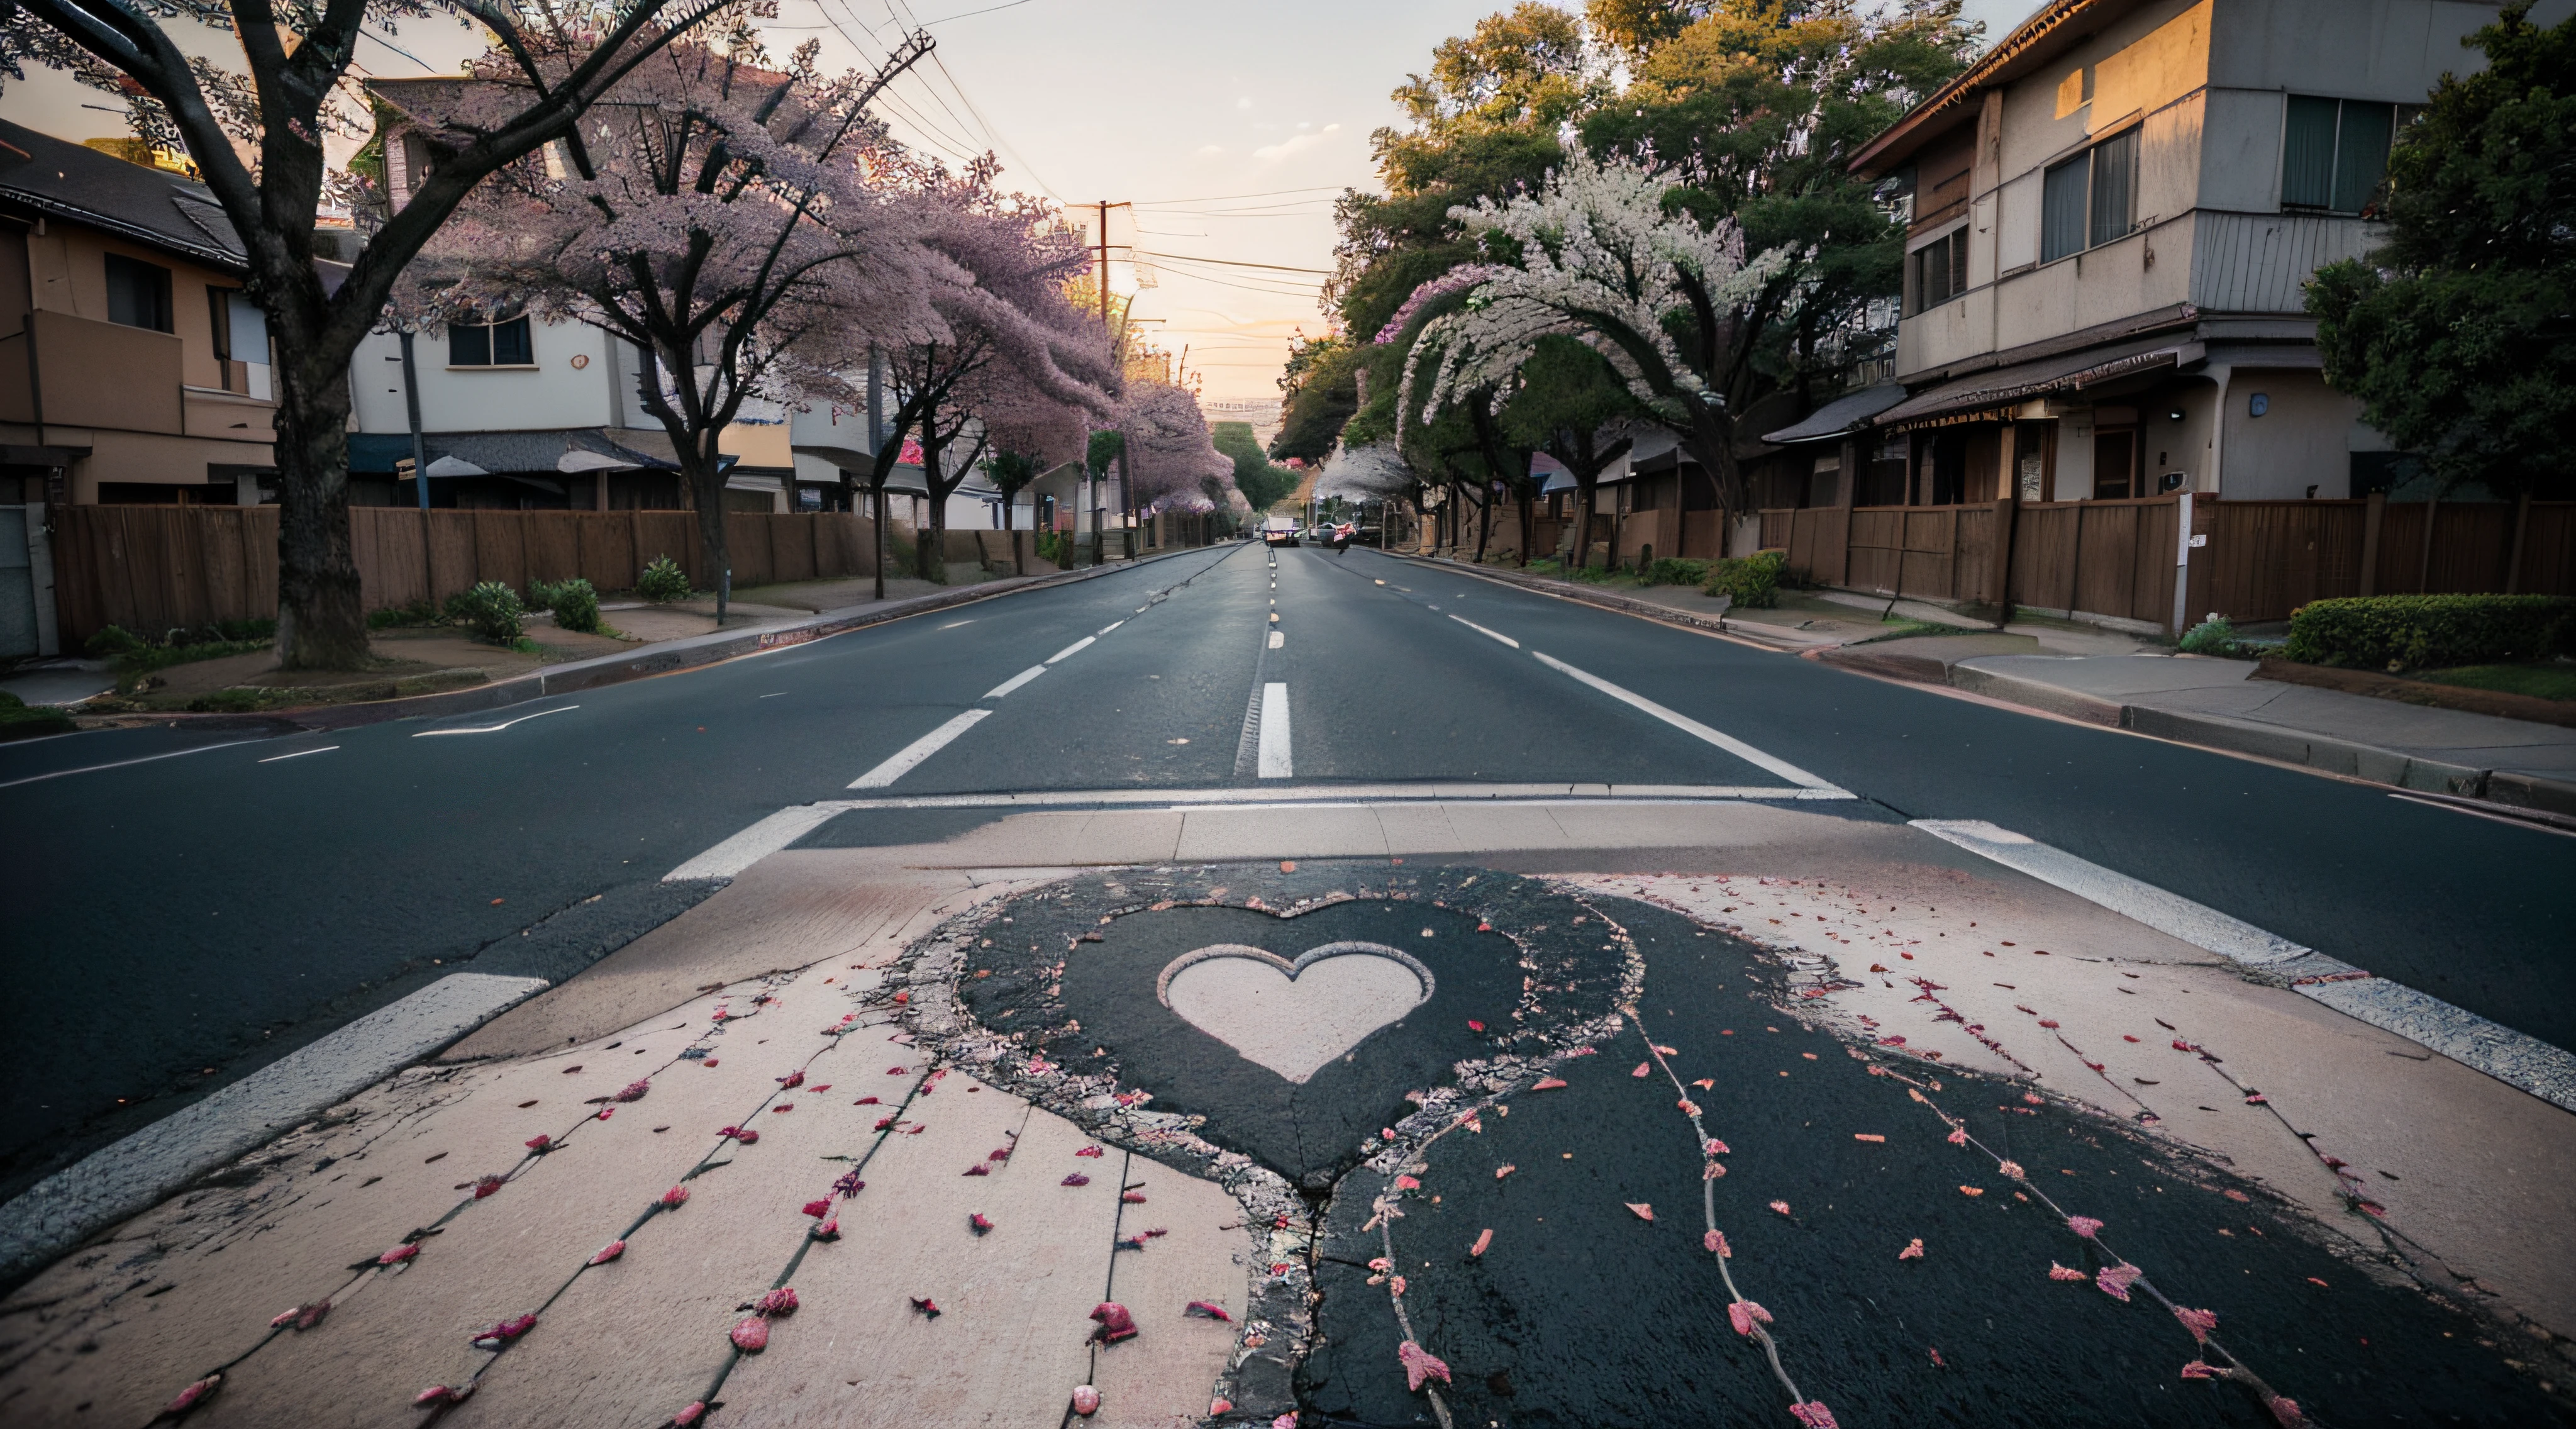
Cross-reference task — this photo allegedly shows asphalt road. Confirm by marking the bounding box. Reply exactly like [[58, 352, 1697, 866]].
[[5, 539, 2570, 1203]]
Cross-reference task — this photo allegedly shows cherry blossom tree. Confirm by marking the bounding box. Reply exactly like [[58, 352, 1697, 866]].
[[1115, 381, 1231, 516], [1407, 147, 1802, 530], [0, 0, 727, 667], [867, 162, 1117, 582], [973, 369, 1089, 574], [414, 28, 952, 621]]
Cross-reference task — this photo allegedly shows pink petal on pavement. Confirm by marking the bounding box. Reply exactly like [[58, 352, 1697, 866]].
[[1397, 1340, 1452, 1391]]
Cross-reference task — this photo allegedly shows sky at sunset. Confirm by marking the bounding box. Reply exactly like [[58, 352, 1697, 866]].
[[0, 0, 2041, 403]]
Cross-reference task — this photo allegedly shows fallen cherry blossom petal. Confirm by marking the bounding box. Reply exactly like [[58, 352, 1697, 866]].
[[1727, 1301, 1774, 1336], [1705, 1138, 1730, 1155], [2096, 1262, 2144, 1301], [1999, 1159, 2026, 1179], [1272, 1416, 1296, 1429], [616, 1079, 652, 1102], [1467, 1020, 1485, 1032], [1397, 1340, 1452, 1391], [2067, 1215, 2105, 1239], [1062, 1173, 1091, 1187], [962, 1164, 991, 1177], [2265, 1395, 2304, 1425], [1898, 1238, 1925, 1260], [1075, 1145, 1104, 1157], [1704, 1229, 1730, 1257], [2049, 1263, 2090, 1281], [472, 1175, 506, 1199], [1391, 1275, 1407, 1296], [971, 1213, 994, 1235], [1394, 1174, 1422, 1191], [1631, 1062, 1650, 1078], [378, 1243, 419, 1266], [1071, 1384, 1102, 1416], [2180, 1359, 2219, 1379], [802, 1199, 832, 1218], [1211, 1399, 1233, 1416], [659, 1186, 691, 1209], [1121, 1191, 1148, 1204], [413, 1382, 474, 1406], [1089, 1301, 1138, 1343], [1469, 1228, 1494, 1256], [911, 1296, 941, 1318], [1790, 1401, 1840, 1428], [777, 1070, 804, 1089], [1185, 1299, 1234, 1321], [589, 1239, 626, 1265], [2174, 1306, 2218, 1342], [1533, 1077, 1568, 1091], [1770, 1201, 1792, 1216], [524, 1133, 552, 1153], [812, 1219, 840, 1241], [672, 1403, 707, 1427], [1625, 1202, 1654, 1222], [731, 1316, 770, 1352], [854, 1096, 880, 1106], [1946, 1127, 1968, 1146]]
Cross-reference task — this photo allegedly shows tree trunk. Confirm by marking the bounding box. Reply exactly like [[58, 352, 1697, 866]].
[[1001, 489, 1023, 575], [680, 449, 731, 624], [871, 480, 889, 601], [1474, 486, 1492, 564], [1516, 491, 1536, 567], [1572, 474, 1599, 572], [271, 359, 369, 669]]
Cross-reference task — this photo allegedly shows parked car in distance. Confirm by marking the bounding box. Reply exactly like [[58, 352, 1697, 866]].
[[1261, 517, 1300, 548]]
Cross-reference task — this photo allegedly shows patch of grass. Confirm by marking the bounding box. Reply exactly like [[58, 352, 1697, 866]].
[[369, 599, 445, 630], [186, 687, 279, 713], [2414, 662, 2576, 702], [0, 689, 75, 739], [107, 637, 272, 694]]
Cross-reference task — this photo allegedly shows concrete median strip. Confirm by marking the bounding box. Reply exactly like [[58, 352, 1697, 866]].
[[0, 971, 549, 1287], [1913, 817, 2576, 1113]]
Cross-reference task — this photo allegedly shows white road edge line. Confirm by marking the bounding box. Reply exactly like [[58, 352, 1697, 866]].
[[0, 739, 260, 789], [412, 704, 580, 737], [258, 745, 340, 763], [848, 709, 993, 789], [0, 970, 549, 1286], [1099, 620, 1124, 635], [1257, 682, 1293, 779], [1449, 614, 1519, 648], [984, 665, 1047, 699], [1531, 651, 1844, 792], [1046, 636, 1096, 664], [1911, 818, 2576, 1113]]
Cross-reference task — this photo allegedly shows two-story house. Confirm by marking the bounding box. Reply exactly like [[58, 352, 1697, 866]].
[[1837, 0, 2515, 510], [0, 118, 279, 506]]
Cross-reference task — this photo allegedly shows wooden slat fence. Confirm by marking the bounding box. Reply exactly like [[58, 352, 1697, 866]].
[[52, 506, 911, 644], [1760, 496, 2571, 635]]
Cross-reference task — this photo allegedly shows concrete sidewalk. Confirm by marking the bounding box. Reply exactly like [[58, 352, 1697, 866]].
[[1936, 653, 2576, 815], [4, 803, 2568, 1425]]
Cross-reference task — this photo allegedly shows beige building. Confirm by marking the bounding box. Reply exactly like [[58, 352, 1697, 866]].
[[0, 117, 278, 506], [1837, 0, 2528, 508]]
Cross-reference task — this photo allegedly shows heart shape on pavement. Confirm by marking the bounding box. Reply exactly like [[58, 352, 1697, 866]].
[[1157, 942, 1435, 1084]]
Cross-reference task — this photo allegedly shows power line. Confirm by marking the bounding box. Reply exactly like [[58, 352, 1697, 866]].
[[915, 0, 1041, 22], [1135, 184, 1348, 205], [1136, 250, 1333, 275]]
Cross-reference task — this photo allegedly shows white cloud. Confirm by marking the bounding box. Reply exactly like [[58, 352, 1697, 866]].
[[1252, 125, 1345, 163], [1197, 145, 1225, 155], [1236, 96, 1252, 109]]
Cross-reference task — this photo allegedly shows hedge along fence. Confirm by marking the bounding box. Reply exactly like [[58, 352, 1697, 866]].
[[2283, 594, 2575, 672], [50, 506, 928, 645]]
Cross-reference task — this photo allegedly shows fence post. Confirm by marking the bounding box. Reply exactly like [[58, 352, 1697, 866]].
[[2417, 493, 2440, 594], [2170, 491, 2193, 636], [2358, 491, 2384, 597], [1990, 494, 2018, 626], [2065, 503, 2086, 618]]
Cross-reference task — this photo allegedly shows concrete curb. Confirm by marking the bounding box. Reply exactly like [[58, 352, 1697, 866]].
[[1944, 664, 2576, 816], [118, 547, 1226, 737], [0, 972, 550, 1289]]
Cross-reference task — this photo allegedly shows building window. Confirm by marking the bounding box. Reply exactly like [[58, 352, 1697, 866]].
[[2040, 128, 2139, 264], [104, 252, 172, 331], [1910, 228, 1970, 313], [2282, 95, 2397, 213], [450, 314, 535, 366]]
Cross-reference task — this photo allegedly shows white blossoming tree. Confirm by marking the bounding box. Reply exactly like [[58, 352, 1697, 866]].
[[1411, 147, 1804, 531]]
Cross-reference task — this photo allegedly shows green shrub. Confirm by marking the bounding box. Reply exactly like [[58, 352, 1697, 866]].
[[84, 625, 145, 658], [637, 555, 692, 603], [1638, 557, 1711, 587], [2283, 594, 2574, 671], [1703, 550, 1785, 609], [0, 689, 75, 739], [2178, 615, 2242, 656], [446, 581, 526, 644], [530, 577, 602, 633], [369, 599, 443, 630]]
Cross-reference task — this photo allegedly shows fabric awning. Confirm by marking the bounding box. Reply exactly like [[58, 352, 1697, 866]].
[[1761, 383, 1906, 444], [1875, 340, 2201, 430]]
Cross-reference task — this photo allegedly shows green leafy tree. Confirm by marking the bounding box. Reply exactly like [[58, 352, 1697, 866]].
[[1213, 422, 1301, 511], [1272, 333, 1364, 463], [1500, 336, 1648, 568], [2308, 1, 2576, 498]]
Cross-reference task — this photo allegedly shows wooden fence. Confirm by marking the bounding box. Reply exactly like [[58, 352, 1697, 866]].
[[1761, 495, 2575, 634], [48, 506, 987, 643]]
